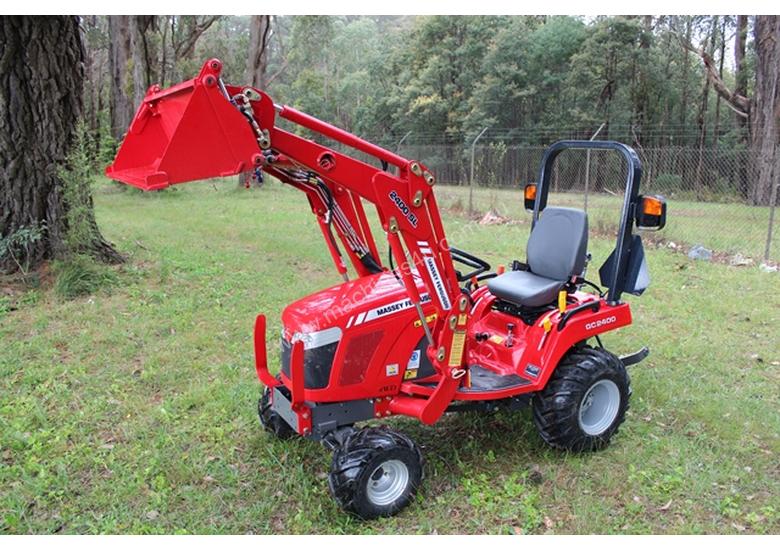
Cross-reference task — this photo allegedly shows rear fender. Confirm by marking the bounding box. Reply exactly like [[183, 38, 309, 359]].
[[521, 301, 632, 390]]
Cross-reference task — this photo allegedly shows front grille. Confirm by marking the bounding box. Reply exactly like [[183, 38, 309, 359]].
[[280, 338, 339, 389], [338, 330, 384, 385]]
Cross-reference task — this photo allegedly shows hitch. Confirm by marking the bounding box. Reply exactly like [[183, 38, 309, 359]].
[[620, 346, 650, 366]]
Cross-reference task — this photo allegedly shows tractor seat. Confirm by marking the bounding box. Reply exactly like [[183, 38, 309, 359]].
[[488, 207, 588, 308]]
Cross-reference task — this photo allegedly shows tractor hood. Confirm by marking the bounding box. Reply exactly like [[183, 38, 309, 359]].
[[281, 271, 430, 342]]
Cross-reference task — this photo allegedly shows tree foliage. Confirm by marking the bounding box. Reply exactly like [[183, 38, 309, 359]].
[[80, 14, 778, 204]]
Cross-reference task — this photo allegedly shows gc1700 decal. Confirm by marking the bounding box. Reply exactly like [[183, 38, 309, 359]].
[[389, 190, 418, 227]]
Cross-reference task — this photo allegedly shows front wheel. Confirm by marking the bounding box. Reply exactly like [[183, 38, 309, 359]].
[[533, 345, 630, 452], [258, 385, 295, 439], [328, 427, 423, 520]]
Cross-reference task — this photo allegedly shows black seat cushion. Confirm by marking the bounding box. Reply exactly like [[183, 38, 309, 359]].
[[487, 270, 565, 308]]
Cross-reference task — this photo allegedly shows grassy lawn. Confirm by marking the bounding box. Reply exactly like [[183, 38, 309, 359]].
[[1, 178, 779, 534], [436, 184, 780, 263]]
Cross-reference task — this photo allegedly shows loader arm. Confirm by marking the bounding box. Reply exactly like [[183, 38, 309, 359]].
[[107, 58, 470, 386]]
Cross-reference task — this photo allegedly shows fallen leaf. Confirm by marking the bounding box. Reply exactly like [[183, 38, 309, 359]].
[[544, 516, 554, 528], [731, 523, 746, 532], [659, 499, 673, 511], [146, 510, 159, 520], [203, 475, 215, 483]]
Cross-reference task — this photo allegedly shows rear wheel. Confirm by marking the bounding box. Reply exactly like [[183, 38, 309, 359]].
[[258, 385, 295, 439], [533, 345, 630, 452], [328, 427, 423, 520]]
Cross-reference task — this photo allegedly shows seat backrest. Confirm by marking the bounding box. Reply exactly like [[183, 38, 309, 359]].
[[527, 207, 588, 281]]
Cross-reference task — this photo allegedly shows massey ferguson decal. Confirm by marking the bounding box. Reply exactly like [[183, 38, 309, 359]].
[[347, 294, 431, 327], [389, 190, 418, 227], [423, 255, 451, 310]]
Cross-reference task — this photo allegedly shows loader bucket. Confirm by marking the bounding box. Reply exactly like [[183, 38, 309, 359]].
[[106, 59, 271, 190]]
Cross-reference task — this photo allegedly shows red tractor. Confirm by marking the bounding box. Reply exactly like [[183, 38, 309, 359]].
[[107, 59, 667, 520]]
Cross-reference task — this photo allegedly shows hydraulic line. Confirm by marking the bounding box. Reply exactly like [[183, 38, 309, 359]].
[[224, 90, 381, 274]]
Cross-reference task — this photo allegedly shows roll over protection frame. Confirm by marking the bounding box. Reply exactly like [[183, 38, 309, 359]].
[[532, 140, 643, 304]]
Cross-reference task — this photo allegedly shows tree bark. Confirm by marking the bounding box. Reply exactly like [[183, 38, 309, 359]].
[[735, 15, 749, 99], [129, 16, 150, 108], [683, 17, 779, 205], [679, 17, 693, 131], [246, 15, 272, 89], [108, 15, 134, 142], [0, 16, 121, 274], [750, 16, 780, 206], [712, 16, 727, 148], [695, 17, 718, 198]]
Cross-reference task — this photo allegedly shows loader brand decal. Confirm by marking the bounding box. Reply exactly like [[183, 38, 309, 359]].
[[386, 363, 399, 377], [585, 316, 618, 331], [347, 294, 431, 328], [389, 190, 418, 227], [423, 255, 452, 310]]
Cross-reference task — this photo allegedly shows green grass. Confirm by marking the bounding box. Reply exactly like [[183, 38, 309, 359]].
[[1, 177, 779, 534]]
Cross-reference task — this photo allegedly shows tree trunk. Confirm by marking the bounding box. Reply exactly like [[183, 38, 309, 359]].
[[129, 16, 149, 108], [712, 16, 727, 148], [735, 15, 750, 198], [246, 15, 272, 89], [108, 15, 134, 142], [750, 16, 780, 206], [695, 17, 717, 198], [0, 16, 121, 274], [679, 17, 693, 133]]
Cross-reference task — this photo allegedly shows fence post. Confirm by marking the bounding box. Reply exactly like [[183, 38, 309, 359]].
[[584, 122, 606, 212], [469, 127, 489, 215], [397, 131, 411, 151], [764, 176, 779, 263]]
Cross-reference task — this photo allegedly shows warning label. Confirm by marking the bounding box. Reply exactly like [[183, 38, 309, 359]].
[[448, 330, 466, 367]]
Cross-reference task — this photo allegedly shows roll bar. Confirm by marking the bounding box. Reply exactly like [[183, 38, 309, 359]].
[[531, 140, 644, 304]]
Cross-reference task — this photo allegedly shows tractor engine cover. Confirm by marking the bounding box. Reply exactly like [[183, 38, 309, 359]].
[[279, 271, 435, 400]]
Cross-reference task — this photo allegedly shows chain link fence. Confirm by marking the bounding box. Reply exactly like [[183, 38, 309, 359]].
[[395, 143, 779, 264]]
